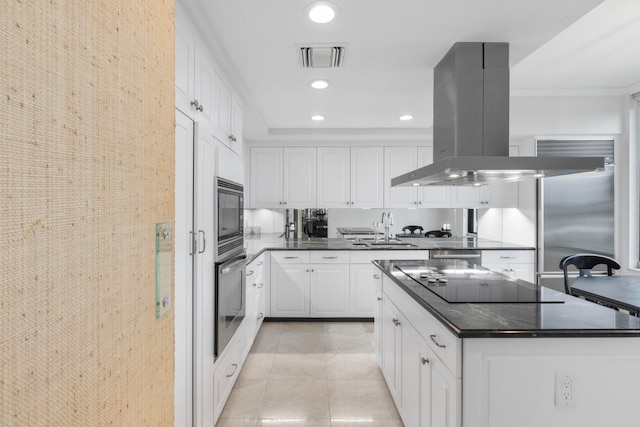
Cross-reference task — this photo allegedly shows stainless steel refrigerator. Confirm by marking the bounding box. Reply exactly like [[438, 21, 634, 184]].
[[536, 139, 615, 292]]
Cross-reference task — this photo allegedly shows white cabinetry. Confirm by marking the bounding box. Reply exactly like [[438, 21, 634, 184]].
[[384, 146, 449, 208], [175, 5, 197, 119], [378, 271, 461, 427], [270, 251, 310, 317], [249, 147, 316, 208], [482, 250, 535, 283], [309, 251, 350, 317], [212, 336, 241, 422], [349, 263, 377, 317], [317, 147, 383, 208], [244, 253, 267, 355], [212, 73, 243, 154]]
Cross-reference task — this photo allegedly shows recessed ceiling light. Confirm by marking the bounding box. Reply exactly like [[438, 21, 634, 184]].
[[307, 1, 337, 23], [311, 114, 326, 121], [310, 79, 330, 89], [399, 115, 413, 121]]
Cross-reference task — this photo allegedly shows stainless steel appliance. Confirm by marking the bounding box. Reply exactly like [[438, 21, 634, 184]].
[[391, 42, 604, 187], [215, 177, 244, 260], [536, 139, 615, 292], [214, 252, 246, 358]]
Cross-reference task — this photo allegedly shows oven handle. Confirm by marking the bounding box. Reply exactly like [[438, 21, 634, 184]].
[[219, 254, 247, 275]]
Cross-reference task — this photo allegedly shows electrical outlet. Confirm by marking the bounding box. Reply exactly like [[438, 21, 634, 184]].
[[555, 374, 574, 406]]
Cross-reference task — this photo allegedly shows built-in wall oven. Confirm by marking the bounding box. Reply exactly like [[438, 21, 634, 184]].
[[214, 177, 245, 359]]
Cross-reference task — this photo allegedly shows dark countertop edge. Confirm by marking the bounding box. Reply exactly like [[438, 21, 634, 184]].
[[371, 260, 640, 339]]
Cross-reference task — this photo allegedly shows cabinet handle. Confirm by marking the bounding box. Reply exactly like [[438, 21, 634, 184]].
[[279, 201, 283, 205], [500, 256, 516, 259], [430, 334, 446, 348], [373, 274, 380, 279], [257, 261, 264, 266], [284, 256, 298, 259], [346, 201, 350, 205], [377, 297, 382, 301], [226, 363, 238, 378], [284, 201, 287, 205], [392, 318, 400, 327], [198, 230, 206, 254], [228, 135, 237, 142], [257, 313, 264, 319], [418, 201, 422, 205], [257, 283, 264, 289], [421, 357, 430, 365], [190, 99, 204, 112], [323, 256, 338, 259], [246, 270, 254, 277], [189, 231, 197, 256]]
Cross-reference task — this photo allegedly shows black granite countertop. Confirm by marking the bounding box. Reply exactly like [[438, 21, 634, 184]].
[[374, 259, 640, 338], [244, 233, 534, 263]]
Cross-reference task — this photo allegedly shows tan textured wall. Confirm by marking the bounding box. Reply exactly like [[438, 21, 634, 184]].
[[1, 1, 175, 425]]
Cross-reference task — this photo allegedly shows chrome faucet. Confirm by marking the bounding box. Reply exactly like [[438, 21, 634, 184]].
[[284, 209, 291, 241], [381, 211, 393, 242]]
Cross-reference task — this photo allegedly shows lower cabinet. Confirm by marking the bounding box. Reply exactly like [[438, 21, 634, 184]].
[[212, 336, 241, 423], [310, 264, 350, 317], [378, 272, 461, 427], [482, 250, 535, 283]]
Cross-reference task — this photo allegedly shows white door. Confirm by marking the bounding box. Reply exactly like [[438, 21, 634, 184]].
[[213, 71, 233, 144], [351, 147, 384, 208], [175, 4, 196, 118], [230, 98, 243, 156], [193, 123, 217, 426], [283, 147, 317, 208], [384, 147, 418, 208], [317, 147, 351, 208], [310, 264, 350, 317], [381, 297, 400, 399], [271, 264, 310, 317], [194, 43, 216, 129], [174, 110, 194, 427], [250, 147, 283, 208], [349, 264, 376, 316], [400, 321, 423, 427]]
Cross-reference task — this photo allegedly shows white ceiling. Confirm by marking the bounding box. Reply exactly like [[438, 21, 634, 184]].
[[187, 0, 640, 142]]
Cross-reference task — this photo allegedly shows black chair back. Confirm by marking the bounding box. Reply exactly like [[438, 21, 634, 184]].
[[559, 253, 621, 295]]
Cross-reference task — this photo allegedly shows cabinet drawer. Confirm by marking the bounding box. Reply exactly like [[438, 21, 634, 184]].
[[271, 251, 310, 264], [482, 250, 534, 265], [309, 251, 350, 264]]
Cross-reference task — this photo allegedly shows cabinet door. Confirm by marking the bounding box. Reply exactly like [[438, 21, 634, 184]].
[[373, 271, 383, 362], [384, 147, 418, 208], [230, 98, 243, 156], [381, 297, 401, 400], [349, 264, 377, 317], [250, 147, 283, 208], [283, 147, 317, 208], [212, 71, 233, 144], [175, 5, 196, 118], [400, 319, 425, 427], [417, 147, 450, 207], [195, 44, 216, 130], [430, 358, 460, 427], [271, 263, 309, 317], [310, 264, 350, 317], [317, 147, 351, 208], [351, 147, 384, 208], [451, 186, 483, 208]]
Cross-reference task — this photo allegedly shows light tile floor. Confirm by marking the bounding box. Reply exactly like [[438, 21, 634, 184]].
[[217, 321, 403, 427]]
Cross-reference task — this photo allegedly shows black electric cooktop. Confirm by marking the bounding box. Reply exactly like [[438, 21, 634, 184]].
[[393, 260, 563, 304]]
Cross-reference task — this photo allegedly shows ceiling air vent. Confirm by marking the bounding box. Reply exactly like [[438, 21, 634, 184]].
[[299, 45, 345, 68]]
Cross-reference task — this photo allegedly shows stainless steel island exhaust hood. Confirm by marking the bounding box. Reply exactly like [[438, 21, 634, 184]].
[[392, 42, 604, 187]]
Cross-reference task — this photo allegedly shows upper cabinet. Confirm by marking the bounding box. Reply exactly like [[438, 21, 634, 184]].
[[249, 147, 316, 208], [176, 6, 243, 156], [384, 146, 449, 208], [317, 147, 384, 208]]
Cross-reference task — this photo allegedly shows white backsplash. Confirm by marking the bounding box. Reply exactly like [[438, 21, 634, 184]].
[[245, 208, 462, 238]]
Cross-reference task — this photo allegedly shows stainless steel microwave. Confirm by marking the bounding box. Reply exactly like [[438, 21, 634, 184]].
[[215, 177, 244, 260]]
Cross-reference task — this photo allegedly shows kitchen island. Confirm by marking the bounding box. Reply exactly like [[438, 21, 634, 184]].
[[374, 258, 640, 427]]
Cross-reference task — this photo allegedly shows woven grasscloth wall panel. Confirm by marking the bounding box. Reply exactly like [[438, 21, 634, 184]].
[[1, 1, 175, 425]]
